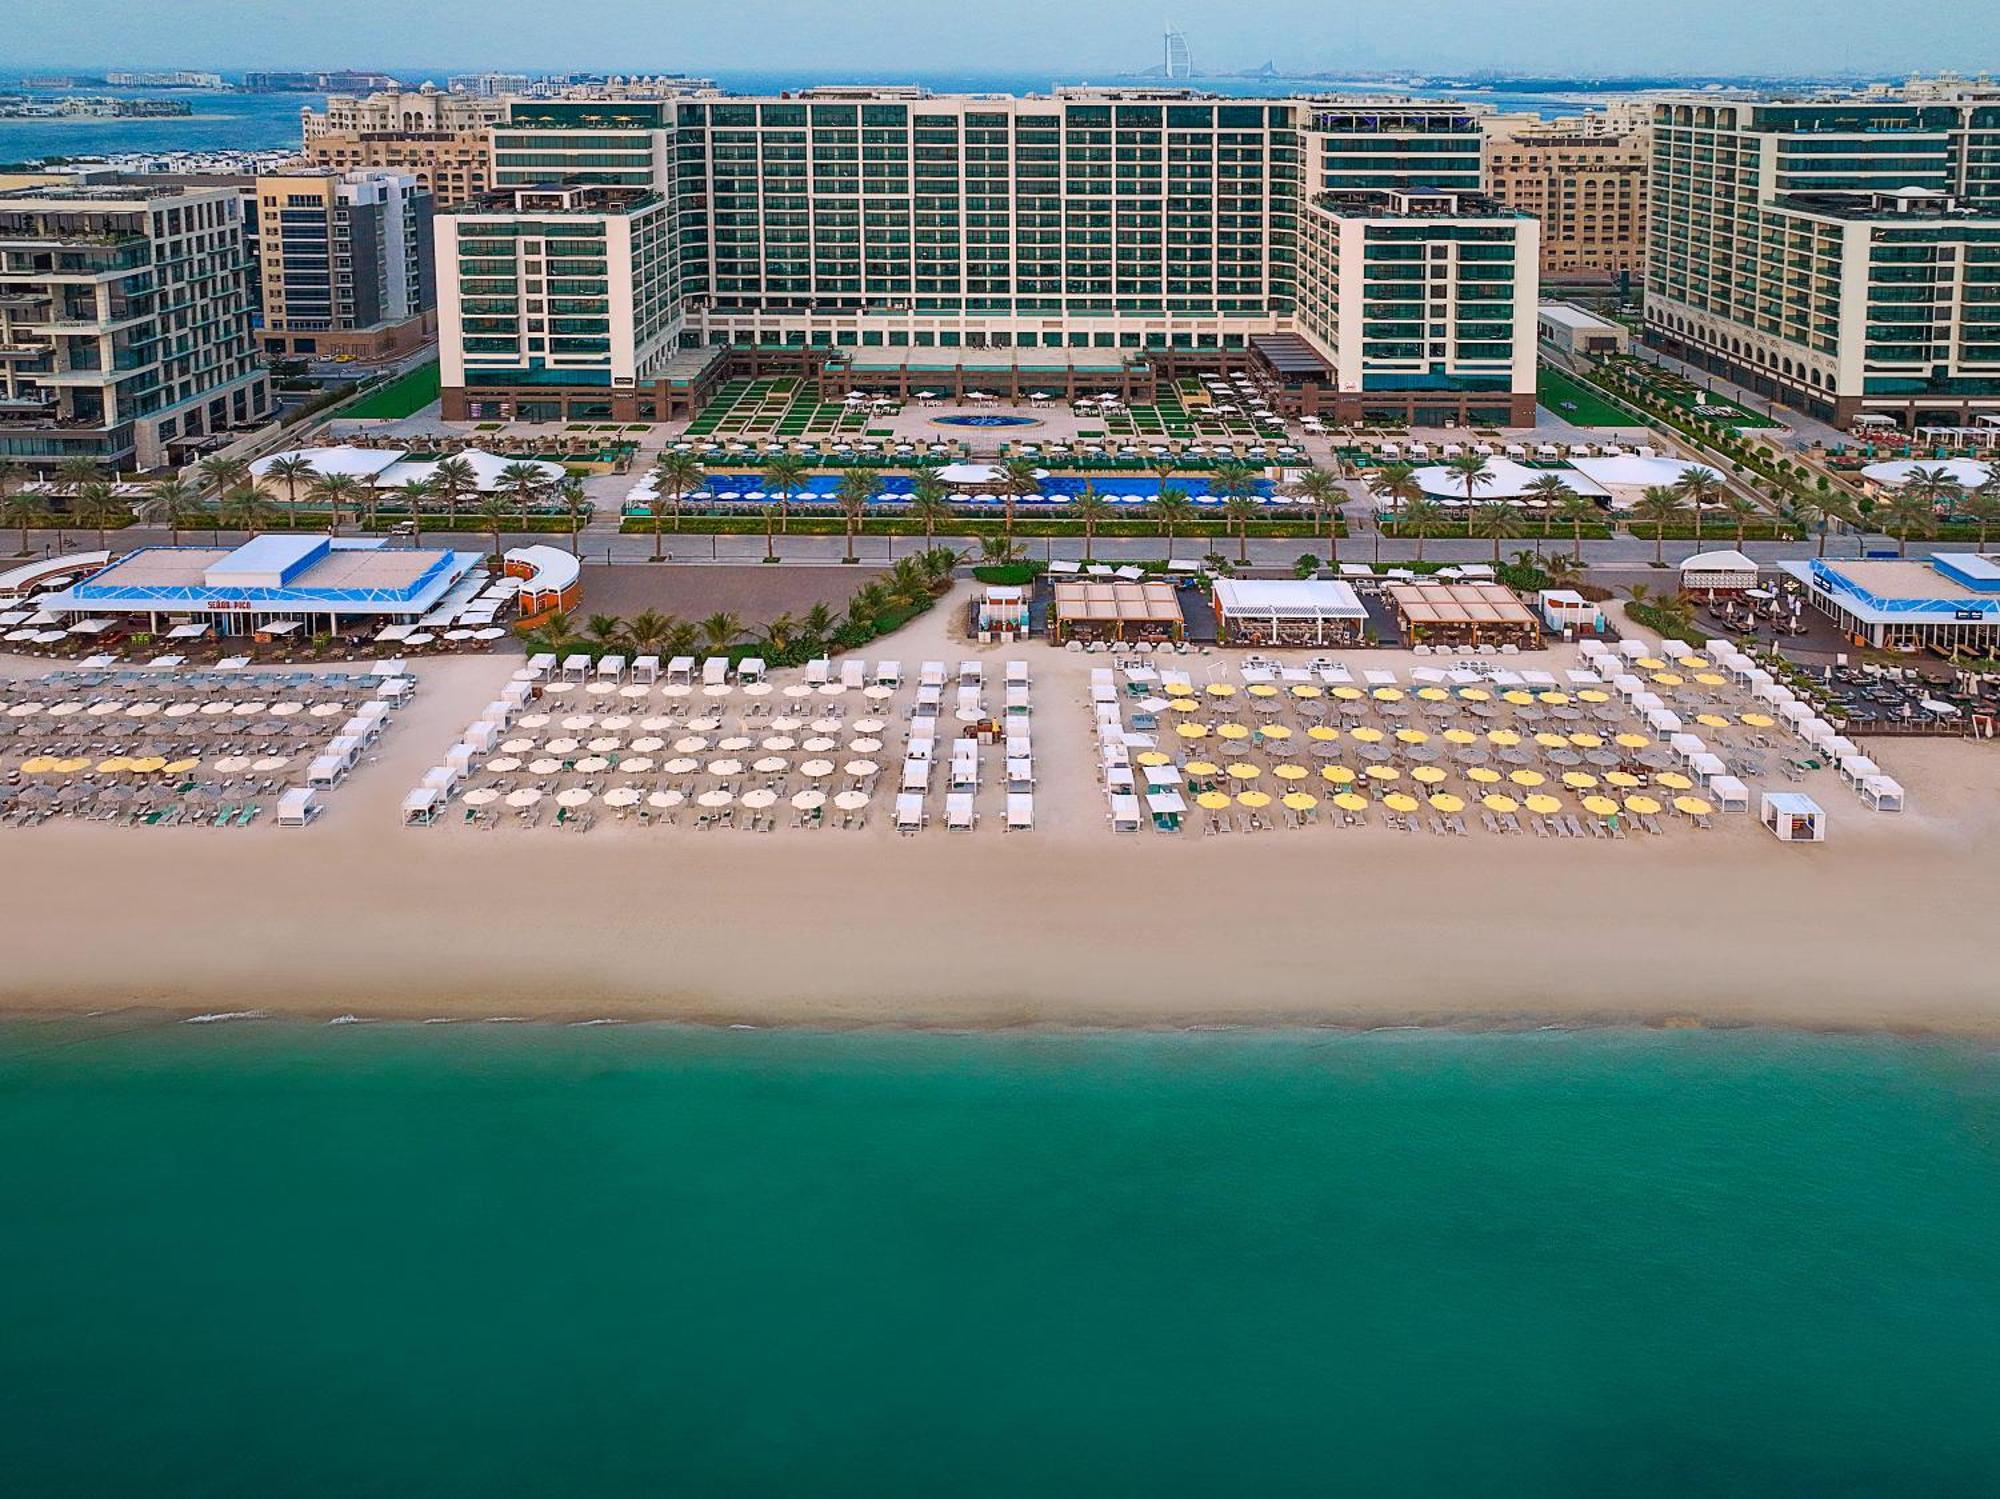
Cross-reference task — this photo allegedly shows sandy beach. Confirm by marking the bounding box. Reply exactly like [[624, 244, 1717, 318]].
[[4, 590, 1999, 1035]]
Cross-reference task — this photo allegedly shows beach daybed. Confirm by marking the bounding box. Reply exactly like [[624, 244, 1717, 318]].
[[276, 787, 320, 827], [1006, 793, 1035, 831]]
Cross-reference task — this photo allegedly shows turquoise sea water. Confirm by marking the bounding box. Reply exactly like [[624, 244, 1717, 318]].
[[0, 1021, 1995, 1496]]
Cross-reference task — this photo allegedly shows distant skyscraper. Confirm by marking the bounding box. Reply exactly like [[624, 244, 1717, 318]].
[[1163, 27, 1193, 81]]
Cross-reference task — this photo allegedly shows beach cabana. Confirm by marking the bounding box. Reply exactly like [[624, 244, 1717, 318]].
[[306, 753, 348, 788], [1108, 794, 1142, 833], [895, 793, 925, 832], [1007, 793, 1035, 831], [276, 787, 320, 827], [1708, 774, 1750, 813], [946, 793, 976, 830], [1859, 775, 1905, 812], [1760, 791, 1826, 843], [401, 786, 442, 826]]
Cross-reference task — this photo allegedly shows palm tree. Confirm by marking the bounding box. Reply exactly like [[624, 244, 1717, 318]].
[[0, 457, 22, 511], [195, 454, 249, 513], [648, 449, 705, 546], [835, 468, 881, 564], [430, 456, 476, 530], [801, 602, 838, 645], [1957, 486, 2000, 548], [393, 477, 434, 546], [1470, 500, 1515, 565], [1395, 495, 1448, 564], [1292, 466, 1343, 556], [219, 484, 275, 539], [698, 611, 744, 655], [760, 452, 809, 534], [1222, 493, 1260, 564], [559, 479, 590, 556], [905, 470, 953, 544], [1523, 473, 1575, 543], [1365, 461, 1423, 546], [1, 489, 48, 554], [140, 477, 199, 546], [586, 613, 626, 650], [761, 503, 780, 562], [998, 456, 1041, 543], [309, 472, 368, 537], [1443, 452, 1494, 510], [54, 455, 100, 498], [1674, 466, 1725, 546], [1717, 491, 1760, 547], [499, 460, 550, 528], [1889, 467, 1958, 556], [1150, 486, 1194, 563], [1555, 491, 1600, 565], [1632, 485, 1687, 567], [760, 611, 800, 660], [1072, 482, 1111, 563], [473, 495, 511, 563], [978, 533, 1023, 566], [72, 480, 124, 551], [261, 454, 318, 529], [1541, 550, 1584, 588], [623, 608, 676, 657], [1773, 473, 1848, 558]]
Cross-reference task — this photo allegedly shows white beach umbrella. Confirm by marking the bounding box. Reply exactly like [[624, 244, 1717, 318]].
[[631, 736, 665, 753], [718, 735, 753, 752], [586, 737, 622, 753], [843, 759, 880, 777], [561, 714, 596, 731], [663, 757, 700, 775], [741, 788, 778, 810], [791, 790, 827, 811], [556, 788, 593, 808], [603, 787, 641, 808], [834, 790, 870, 812], [505, 788, 542, 808], [708, 758, 745, 777], [802, 736, 837, 753], [647, 789, 684, 809], [848, 737, 884, 754], [753, 756, 789, 774], [463, 787, 499, 806], [486, 757, 522, 774], [800, 759, 835, 779], [697, 788, 734, 808], [574, 755, 611, 774], [528, 758, 562, 775], [621, 756, 655, 774]]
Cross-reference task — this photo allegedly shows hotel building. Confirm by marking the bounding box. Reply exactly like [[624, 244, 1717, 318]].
[[301, 86, 505, 208], [254, 169, 436, 359], [437, 89, 1539, 426], [0, 183, 269, 471], [1484, 104, 1650, 282], [1646, 87, 2000, 429]]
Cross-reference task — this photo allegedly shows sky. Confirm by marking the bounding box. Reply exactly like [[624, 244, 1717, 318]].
[[9, 0, 1999, 79]]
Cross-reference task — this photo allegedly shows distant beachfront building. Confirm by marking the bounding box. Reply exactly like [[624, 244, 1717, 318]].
[[1483, 104, 1650, 283], [301, 87, 503, 209], [1645, 83, 2000, 430], [253, 169, 436, 359], [0, 183, 269, 472], [434, 89, 1539, 425]]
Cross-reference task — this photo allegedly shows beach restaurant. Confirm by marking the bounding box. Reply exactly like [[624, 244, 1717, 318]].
[[1048, 579, 1185, 646], [1678, 549, 1761, 600], [1211, 578, 1367, 647], [1384, 580, 1542, 650], [1774, 553, 2000, 654], [30, 535, 485, 637]]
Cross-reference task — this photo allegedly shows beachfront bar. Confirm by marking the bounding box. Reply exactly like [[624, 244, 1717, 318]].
[[1384, 581, 1542, 650], [1048, 580, 1185, 646], [1211, 578, 1368, 647]]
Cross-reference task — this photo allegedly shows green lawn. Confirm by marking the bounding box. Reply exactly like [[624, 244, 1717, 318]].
[[1536, 368, 1632, 428], [342, 361, 441, 420]]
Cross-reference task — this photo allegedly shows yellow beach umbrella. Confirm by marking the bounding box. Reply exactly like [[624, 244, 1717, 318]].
[[1205, 682, 1237, 698], [1364, 764, 1400, 782], [1458, 687, 1491, 702], [1320, 765, 1356, 784], [1290, 684, 1323, 699], [57, 757, 91, 773], [1217, 722, 1251, 740], [1694, 672, 1726, 687], [1237, 789, 1273, 808], [1569, 732, 1604, 749], [1411, 765, 1447, 785], [1442, 728, 1477, 745], [1581, 794, 1620, 817], [1741, 712, 1775, 728], [1382, 791, 1420, 813], [21, 755, 59, 774], [1176, 722, 1209, 739], [1166, 696, 1202, 712], [1508, 768, 1546, 787], [1185, 760, 1221, 777], [1429, 792, 1466, 814], [1467, 766, 1502, 785], [1282, 791, 1318, 812], [1625, 795, 1662, 816], [1487, 729, 1521, 747], [96, 757, 131, 773], [1674, 795, 1714, 817], [1562, 771, 1598, 789], [1349, 725, 1385, 743], [1332, 685, 1365, 701], [1577, 689, 1610, 703], [1538, 691, 1570, 705], [1416, 686, 1450, 701], [1273, 763, 1309, 781], [1394, 727, 1429, 745], [1502, 690, 1534, 706], [1196, 791, 1232, 811], [1227, 762, 1261, 781], [1679, 655, 1710, 669], [161, 757, 199, 774], [1652, 672, 1685, 687], [1306, 725, 1341, 742], [1248, 683, 1280, 698], [1260, 724, 1293, 741], [1635, 656, 1666, 669], [1481, 793, 1519, 814], [1605, 770, 1641, 789], [1333, 792, 1370, 813], [1135, 750, 1170, 767], [1524, 793, 1563, 815], [1164, 681, 1194, 696], [1614, 733, 1650, 749], [1695, 713, 1731, 729], [1534, 732, 1569, 749], [1372, 687, 1404, 702], [1655, 771, 1693, 791]]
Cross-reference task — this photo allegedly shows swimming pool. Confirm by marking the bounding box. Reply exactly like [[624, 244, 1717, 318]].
[[670, 473, 1276, 505], [931, 414, 1041, 428]]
